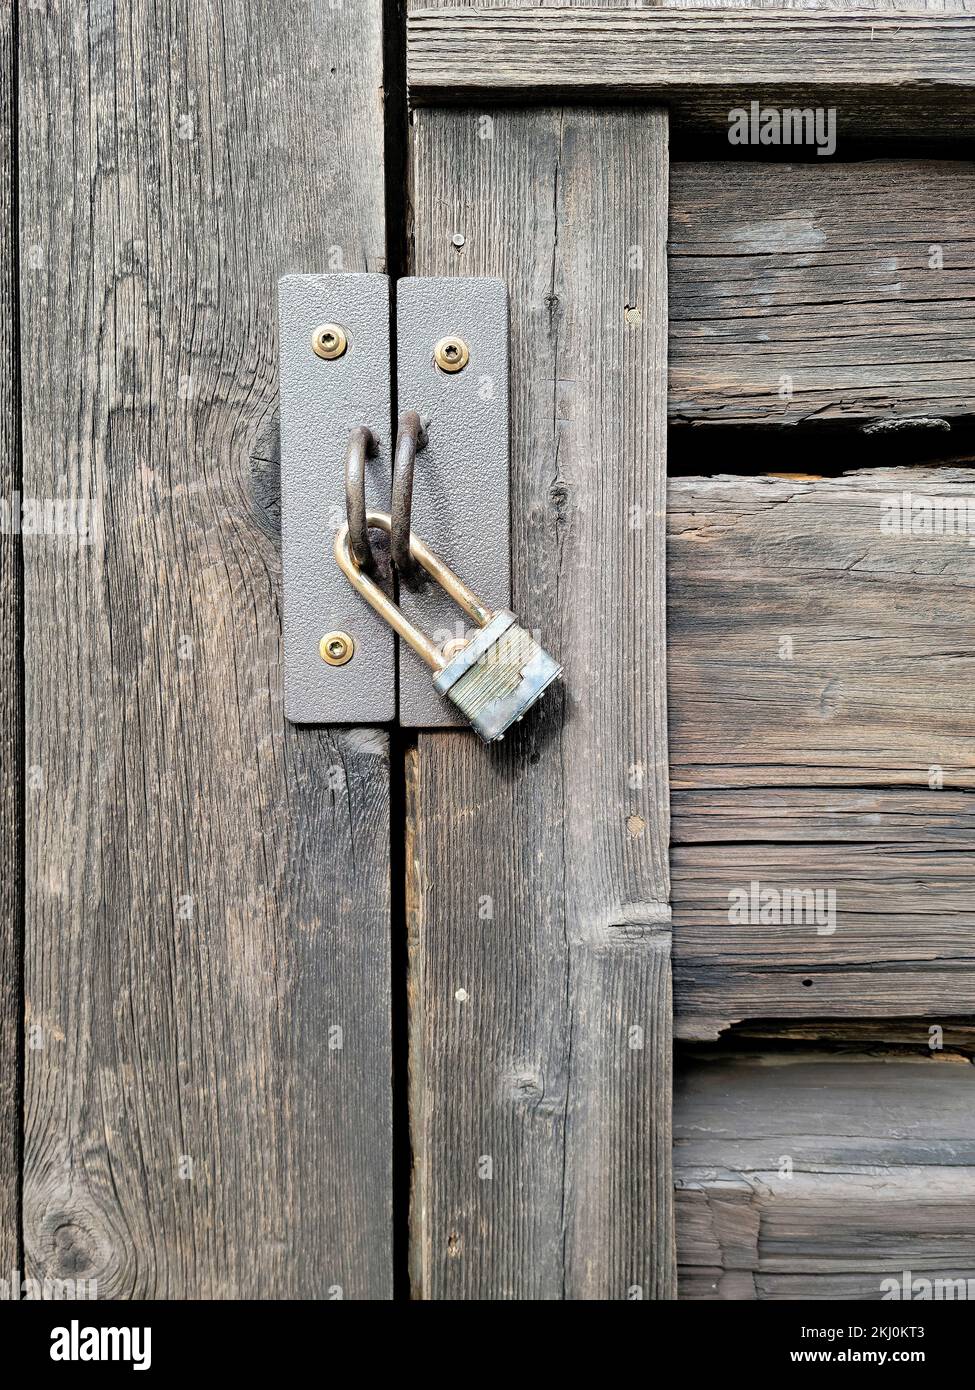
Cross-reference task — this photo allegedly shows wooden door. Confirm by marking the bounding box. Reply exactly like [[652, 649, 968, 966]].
[[407, 103, 674, 1298], [403, 0, 975, 1301], [4, 0, 975, 1304], [12, 0, 394, 1302]]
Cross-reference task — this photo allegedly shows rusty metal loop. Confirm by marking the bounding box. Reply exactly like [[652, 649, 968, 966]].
[[345, 425, 380, 574], [391, 410, 428, 587]]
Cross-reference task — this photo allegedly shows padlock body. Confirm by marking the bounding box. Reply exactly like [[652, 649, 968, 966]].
[[433, 611, 562, 743]]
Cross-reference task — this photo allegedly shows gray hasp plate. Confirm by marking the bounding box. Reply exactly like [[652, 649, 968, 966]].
[[279, 273, 394, 724], [396, 277, 511, 727]]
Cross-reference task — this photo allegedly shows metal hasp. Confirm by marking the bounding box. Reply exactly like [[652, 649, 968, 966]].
[[279, 273, 394, 724], [396, 277, 511, 726], [279, 273, 512, 728], [334, 512, 561, 744]]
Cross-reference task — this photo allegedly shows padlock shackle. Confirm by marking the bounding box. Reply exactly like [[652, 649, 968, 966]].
[[334, 510, 495, 672]]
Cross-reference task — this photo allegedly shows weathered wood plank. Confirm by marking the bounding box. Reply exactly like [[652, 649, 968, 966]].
[[675, 1050, 975, 1298], [670, 161, 975, 430], [20, 0, 393, 1298], [407, 105, 673, 1300], [0, 0, 19, 1281], [673, 839, 975, 1029], [664, 0, 975, 11], [666, 0, 975, 7], [674, 787, 975, 846], [668, 466, 975, 1036], [425, 0, 975, 6], [408, 7, 975, 140], [669, 467, 975, 791]]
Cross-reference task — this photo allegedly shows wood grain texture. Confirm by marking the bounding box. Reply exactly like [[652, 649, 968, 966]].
[[674, 787, 975, 846], [431, 1, 975, 7], [670, 161, 975, 429], [416, 0, 975, 6], [0, 0, 18, 1280], [668, 466, 975, 1037], [675, 1049, 975, 1298], [407, 7, 975, 140], [669, 467, 975, 791], [663, 0, 975, 11], [407, 106, 673, 1299], [20, 0, 393, 1298], [430, 0, 975, 8]]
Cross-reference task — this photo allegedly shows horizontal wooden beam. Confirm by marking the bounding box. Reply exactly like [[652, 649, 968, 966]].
[[670, 160, 975, 430], [672, 829, 975, 1037], [668, 466, 975, 1038], [669, 466, 975, 792], [409, 8, 975, 122], [676, 1048, 975, 1298]]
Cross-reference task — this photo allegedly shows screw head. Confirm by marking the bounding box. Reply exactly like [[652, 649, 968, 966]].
[[433, 336, 470, 373], [320, 631, 355, 666], [312, 323, 348, 360]]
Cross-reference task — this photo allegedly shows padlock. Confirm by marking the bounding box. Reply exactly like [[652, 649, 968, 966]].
[[334, 511, 561, 743]]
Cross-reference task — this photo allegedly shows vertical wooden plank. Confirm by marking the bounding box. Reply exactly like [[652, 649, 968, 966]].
[[20, 0, 392, 1298], [407, 105, 673, 1299], [0, 0, 19, 1280]]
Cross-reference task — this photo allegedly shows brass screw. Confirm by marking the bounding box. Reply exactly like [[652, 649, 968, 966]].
[[312, 323, 348, 360], [433, 336, 470, 373], [320, 631, 355, 666]]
